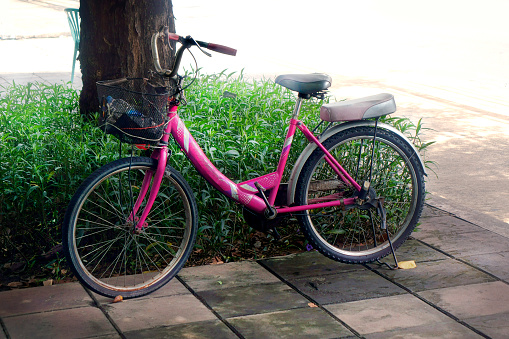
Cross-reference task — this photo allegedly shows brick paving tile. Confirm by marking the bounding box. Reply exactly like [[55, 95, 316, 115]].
[[92, 278, 191, 305], [463, 312, 509, 339], [418, 281, 509, 319], [416, 215, 485, 236], [0, 283, 92, 317], [375, 258, 495, 292], [365, 321, 483, 339], [227, 307, 354, 338], [325, 294, 457, 335], [3, 306, 117, 339], [413, 230, 509, 258], [260, 251, 363, 280], [378, 238, 449, 263], [196, 282, 309, 318], [124, 320, 237, 339], [104, 294, 216, 333], [461, 251, 509, 281], [178, 260, 279, 292], [289, 269, 406, 304]]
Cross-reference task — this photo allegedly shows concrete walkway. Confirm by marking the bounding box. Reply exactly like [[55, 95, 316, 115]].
[[1, 204, 509, 338]]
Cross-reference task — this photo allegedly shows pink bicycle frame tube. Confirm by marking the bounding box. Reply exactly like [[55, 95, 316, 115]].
[[133, 136, 169, 230], [267, 121, 297, 205], [297, 121, 362, 192], [128, 169, 153, 226], [135, 107, 364, 223], [169, 110, 268, 214], [274, 119, 361, 214], [132, 105, 177, 229]]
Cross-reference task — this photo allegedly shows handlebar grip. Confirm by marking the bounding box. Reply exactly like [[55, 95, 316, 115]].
[[168, 33, 180, 41], [205, 43, 237, 56]]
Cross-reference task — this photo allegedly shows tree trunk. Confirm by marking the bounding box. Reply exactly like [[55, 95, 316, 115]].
[[79, 0, 175, 115]]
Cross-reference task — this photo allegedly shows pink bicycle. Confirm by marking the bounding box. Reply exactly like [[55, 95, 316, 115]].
[[63, 30, 425, 298]]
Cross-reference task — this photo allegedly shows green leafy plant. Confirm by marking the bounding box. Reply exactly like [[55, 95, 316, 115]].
[[0, 82, 120, 284]]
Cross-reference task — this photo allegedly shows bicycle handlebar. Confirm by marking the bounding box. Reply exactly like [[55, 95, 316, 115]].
[[151, 28, 237, 77], [196, 41, 237, 56]]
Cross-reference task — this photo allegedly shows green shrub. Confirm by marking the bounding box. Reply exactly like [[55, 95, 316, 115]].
[[0, 82, 119, 278]]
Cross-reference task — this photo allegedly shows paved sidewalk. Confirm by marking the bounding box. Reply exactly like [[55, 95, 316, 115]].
[[0, 0, 75, 40], [1, 204, 509, 338], [0, 72, 82, 89]]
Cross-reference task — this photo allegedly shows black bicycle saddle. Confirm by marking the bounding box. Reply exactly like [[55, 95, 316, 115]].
[[275, 74, 332, 95]]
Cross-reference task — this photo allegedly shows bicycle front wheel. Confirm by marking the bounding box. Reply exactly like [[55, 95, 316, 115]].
[[295, 126, 425, 264], [63, 157, 198, 298]]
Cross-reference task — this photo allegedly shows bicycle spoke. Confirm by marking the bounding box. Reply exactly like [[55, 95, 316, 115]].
[[79, 208, 121, 228], [76, 217, 121, 230], [101, 233, 133, 280], [74, 224, 115, 240], [87, 233, 127, 275], [79, 232, 126, 257], [92, 188, 125, 221], [135, 235, 159, 274], [131, 233, 166, 273], [142, 231, 184, 240], [137, 231, 175, 262]]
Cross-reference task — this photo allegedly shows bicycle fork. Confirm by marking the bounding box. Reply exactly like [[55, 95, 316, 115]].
[[127, 146, 169, 232]]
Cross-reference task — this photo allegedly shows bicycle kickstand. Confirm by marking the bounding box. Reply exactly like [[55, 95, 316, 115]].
[[376, 199, 400, 270]]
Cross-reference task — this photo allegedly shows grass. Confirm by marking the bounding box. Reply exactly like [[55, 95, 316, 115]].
[[0, 82, 120, 283], [0, 72, 433, 285]]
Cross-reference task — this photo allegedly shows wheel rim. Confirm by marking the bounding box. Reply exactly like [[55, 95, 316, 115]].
[[71, 165, 193, 292], [304, 134, 419, 257]]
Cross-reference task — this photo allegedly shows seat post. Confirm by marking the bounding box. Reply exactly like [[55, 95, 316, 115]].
[[291, 96, 304, 120]]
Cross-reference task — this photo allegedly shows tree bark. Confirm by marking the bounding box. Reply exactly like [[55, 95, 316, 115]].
[[79, 0, 175, 115]]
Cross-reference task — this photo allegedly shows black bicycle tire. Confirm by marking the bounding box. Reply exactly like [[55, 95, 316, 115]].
[[62, 157, 198, 298], [295, 126, 425, 264]]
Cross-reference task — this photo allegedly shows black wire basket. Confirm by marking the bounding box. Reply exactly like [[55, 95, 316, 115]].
[[97, 78, 172, 145]]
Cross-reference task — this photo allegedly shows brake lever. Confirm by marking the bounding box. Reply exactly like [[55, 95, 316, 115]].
[[188, 36, 212, 57]]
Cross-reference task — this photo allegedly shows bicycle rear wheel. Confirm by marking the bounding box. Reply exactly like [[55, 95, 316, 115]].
[[63, 157, 197, 298], [295, 126, 425, 264]]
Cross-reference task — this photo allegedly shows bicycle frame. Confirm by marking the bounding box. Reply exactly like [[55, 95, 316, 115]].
[[132, 99, 363, 230]]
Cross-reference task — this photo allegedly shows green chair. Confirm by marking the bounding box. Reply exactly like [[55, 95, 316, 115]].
[[65, 8, 80, 84]]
